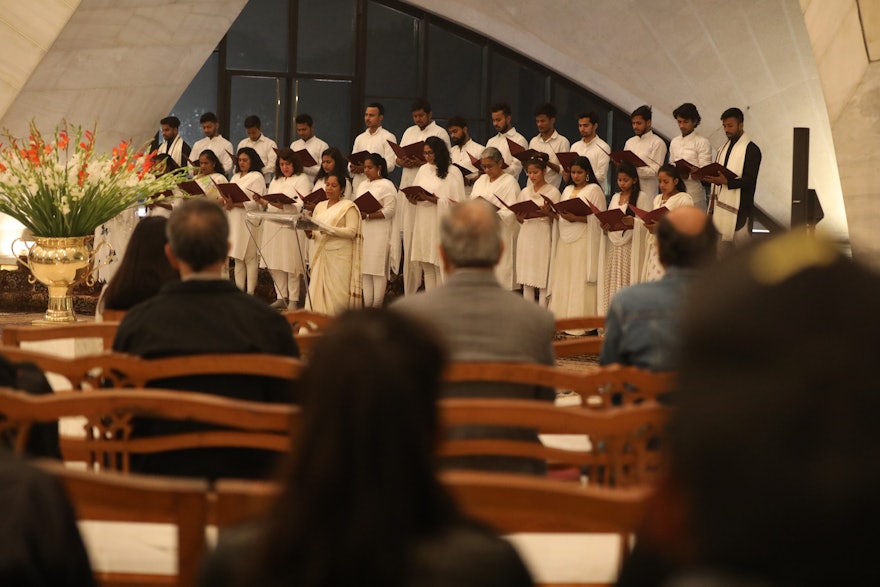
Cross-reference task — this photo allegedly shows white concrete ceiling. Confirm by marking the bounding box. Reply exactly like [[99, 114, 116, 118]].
[[407, 0, 847, 241]]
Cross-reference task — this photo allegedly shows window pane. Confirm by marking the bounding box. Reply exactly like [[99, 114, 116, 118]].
[[227, 0, 289, 72], [294, 79, 353, 155], [489, 52, 546, 140], [365, 2, 419, 97], [612, 110, 634, 153], [297, 0, 356, 75], [170, 52, 219, 148], [229, 76, 287, 150], [426, 25, 482, 121]]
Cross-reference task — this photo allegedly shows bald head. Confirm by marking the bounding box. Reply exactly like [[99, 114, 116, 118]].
[[440, 200, 502, 270], [657, 207, 717, 268]]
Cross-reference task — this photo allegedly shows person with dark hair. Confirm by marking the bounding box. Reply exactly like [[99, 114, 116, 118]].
[[407, 136, 465, 292], [570, 111, 611, 187], [237, 114, 277, 183], [515, 156, 560, 307], [350, 102, 396, 192], [191, 112, 234, 179], [255, 147, 312, 309], [290, 113, 329, 183], [397, 99, 453, 295], [0, 450, 96, 587], [194, 149, 228, 201], [113, 198, 299, 478], [446, 115, 484, 197], [670, 103, 712, 210], [529, 102, 569, 189], [599, 206, 715, 371], [394, 200, 556, 474], [355, 153, 397, 307], [619, 231, 880, 587], [312, 146, 352, 200], [597, 162, 642, 314], [641, 163, 695, 282], [199, 308, 533, 587], [705, 107, 762, 245], [305, 173, 363, 314], [548, 156, 605, 323], [623, 105, 667, 199], [224, 147, 267, 294], [469, 146, 521, 291], [486, 101, 528, 181], [156, 115, 191, 168], [97, 216, 179, 319]]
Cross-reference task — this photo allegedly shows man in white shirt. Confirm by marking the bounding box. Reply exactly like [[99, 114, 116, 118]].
[[237, 115, 278, 184], [485, 101, 528, 183], [349, 102, 397, 192], [569, 111, 611, 189], [529, 102, 570, 190], [156, 116, 191, 169], [290, 113, 329, 183], [669, 103, 712, 211], [190, 112, 235, 179], [447, 115, 484, 198], [397, 98, 451, 190], [623, 105, 667, 200]]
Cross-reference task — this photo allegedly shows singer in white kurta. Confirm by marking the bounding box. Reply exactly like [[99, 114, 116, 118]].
[[224, 148, 267, 294], [641, 165, 694, 282], [355, 153, 398, 307], [597, 163, 641, 314], [515, 158, 560, 307]]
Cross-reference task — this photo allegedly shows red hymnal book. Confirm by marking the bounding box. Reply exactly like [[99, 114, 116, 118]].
[[262, 192, 298, 205], [553, 197, 593, 217], [691, 162, 737, 181], [347, 151, 369, 166], [629, 204, 669, 224], [387, 140, 426, 162], [556, 152, 580, 171], [294, 149, 318, 167], [495, 196, 544, 219], [611, 150, 647, 167], [401, 185, 434, 203], [354, 192, 383, 215], [177, 180, 205, 196], [674, 159, 698, 174], [216, 183, 250, 203], [301, 188, 328, 206], [589, 201, 631, 231]]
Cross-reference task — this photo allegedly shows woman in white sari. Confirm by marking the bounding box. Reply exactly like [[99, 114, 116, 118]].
[[224, 147, 266, 294], [306, 173, 363, 315], [355, 153, 397, 307]]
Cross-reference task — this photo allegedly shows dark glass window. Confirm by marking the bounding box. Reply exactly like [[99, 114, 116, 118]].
[[426, 24, 482, 122], [229, 76, 287, 149], [297, 0, 356, 75], [227, 0, 289, 72], [293, 78, 354, 154], [489, 52, 547, 141], [365, 2, 419, 98], [171, 52, 219, 148]]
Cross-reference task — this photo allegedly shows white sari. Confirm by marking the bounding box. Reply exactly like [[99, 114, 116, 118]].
[[307, 199, 363, 315]]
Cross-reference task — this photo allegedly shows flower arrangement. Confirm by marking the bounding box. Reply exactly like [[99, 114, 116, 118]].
[[0, 121, 187, 237]]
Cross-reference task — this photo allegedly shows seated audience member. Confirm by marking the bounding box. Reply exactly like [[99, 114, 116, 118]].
[[0, 355, 58, 458], [199, 309, 533, 587], [96, 216, 179, 320], [0, 450, 95, 586], [600, 207, 716, 371], [393, 200, 555, 474], [112, 198, 298, 479], [618, 230, 880, 586]]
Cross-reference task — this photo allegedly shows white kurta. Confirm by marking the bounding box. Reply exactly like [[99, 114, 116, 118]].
[[515, 183, 560, 289], [261, 174, 311, 275], [572, 135, 611, 187], [624, 130, 667, 200], [290, 135, 330, 183], [669, 132, 712, 210], [195, 173, 228, 202], [450, 139, 485, 198], [237, 134, 278, 180], [350, 126, 397, 192], [486, 128, 528, 181], [529, 130, 570, 190], [597, 191, 637, 314], [470, 173, 521, 290], [191, 135, 235, 178], [409, 164, 465, 268], [228, 171, 266, 260], [549, 183, 605, 318], [641, 192, 694, 282], [307, 200, 362, 315], [356, 177, 397, 277]]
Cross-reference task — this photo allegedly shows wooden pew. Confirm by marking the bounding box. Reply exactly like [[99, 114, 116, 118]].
[[0, 388, 298, 471], [36, 461, 209, 587], [2, 322, 121, 352], [553, 315, 605, 358]]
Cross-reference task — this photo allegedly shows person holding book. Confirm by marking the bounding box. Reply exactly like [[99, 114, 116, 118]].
[[447, 115, 484, 198], [195, 150, 228, 201], [641, 164, 694, 282], [312, 147, 352, 203], [355, 153, 397, 307], [190, 112, 234, 179], [156, 116, 191, 169], [528, 102, 569, 190], [237, 115, 278, 184], [515, 156, 560, 307], [623, 105, 667, 200], [225, 147, 267, 294], [290, 113, 329, 183], [349, 102, 397, 192], [548, 156, 605, 324], [569, 111, 611, 187], [254, 147, 312, 309], [597, 162, 641, 313], [669, 103, 712, 211], [305, 173, 363, 314], [408, 136, 466, 292], [485, 101, 529, 182], [469, 146, 521, 291]]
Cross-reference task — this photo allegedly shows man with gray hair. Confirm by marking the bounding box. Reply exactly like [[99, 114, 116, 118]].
[[113, 198, 298, 479], [393, 199, 555, 474]]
